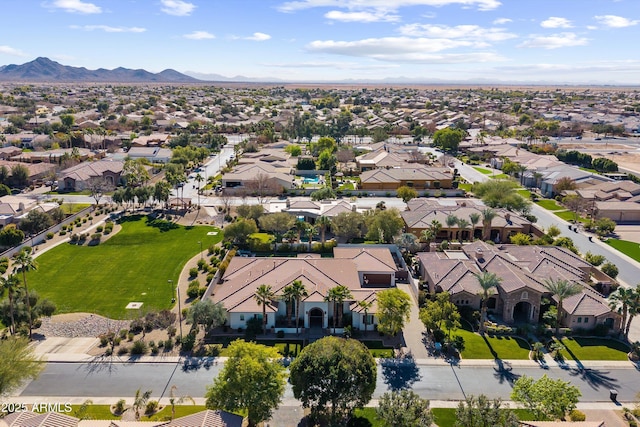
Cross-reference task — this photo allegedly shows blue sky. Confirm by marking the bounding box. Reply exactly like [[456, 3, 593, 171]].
[[1, 0, 640, 83]]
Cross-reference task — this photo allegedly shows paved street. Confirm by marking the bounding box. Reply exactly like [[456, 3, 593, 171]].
[[16, 359, 640, 404]]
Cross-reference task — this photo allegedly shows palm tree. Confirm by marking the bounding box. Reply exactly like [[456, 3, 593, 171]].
[[316, 216, 331, 244], [194, 173, 204, 207], [543, 279, 582, 336], [358, 300, 373, 334], [289, 280, 308, 335], [469, 212, 481, 240], [420, 229, 436, 252], [254, 284, 275, 335], [281, 284, 296, 327], [132, 388, 152, 421], [169, 385, 195, 421], [295, 220, 309, 242], [13, 250, 37, 339], [474, 272, 501, 333], [481, 208, 496, 241], [609, 285, 640, 339], [456, 218, 470, 242], [329, 285, 353, 332], [445, 214, 458, 241], [0, 274, 20, 335], [305, 223, 315, 251]]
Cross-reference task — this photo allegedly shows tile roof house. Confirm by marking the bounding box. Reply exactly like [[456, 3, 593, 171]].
[[222, 163, 293, 195], [59, 159, 124, 191], [402, 199, 542, 243], [417, 241, 620, 330], [566, 180, 640, 223], [359, 166, 453, 191], [211, 246, 400, 331]]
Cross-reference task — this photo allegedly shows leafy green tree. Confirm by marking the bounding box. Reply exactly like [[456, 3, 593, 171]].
[[317, 149, 337, 172], [310, 186, 336, 201], [364, 208, 404, 243], [122, 158, 150, 188], [509, 232, 532, 245], [377, 390, 433, 427], [236, 204, 264, 221], [0, 225, 24, 248], [289, 336, 376, 426], [553, 236, 579, 254], [223, 218, 258, 245], [254, 284, 275, 335], [432, 128, 465, 152], [312, 136, 337, 155], [331, 211, 365, 243], [397, 185, 418, 203], [206, 340, 287, 427], [601, 262, 619, 280], [472, 180, 530, 213], [186, 300, 226, 333], [419, 292, 460, 338], [594, 217, 616, 237], [0, 183, 10, 196], [511, 374, 581, 421], [19, 209, 53, 235], [376, 288, 411, 336], [11, 164, 29, 188], [584, 251, 605, 266], [0, 337, 44, 396], [454, 395, 519, 427], [474, 272, 501, 333], [543, 279, 582, 335], [284, 144, 302, 156], [259, 212, 295, 250]]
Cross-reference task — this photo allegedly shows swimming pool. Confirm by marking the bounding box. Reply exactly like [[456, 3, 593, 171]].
[[302, 176, 320, 184]]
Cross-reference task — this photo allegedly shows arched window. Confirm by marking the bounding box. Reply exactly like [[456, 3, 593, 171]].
[[521, 291, 529, 300]]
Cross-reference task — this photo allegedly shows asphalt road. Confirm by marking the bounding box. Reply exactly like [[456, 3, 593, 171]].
[[19, 360, 640, 403]]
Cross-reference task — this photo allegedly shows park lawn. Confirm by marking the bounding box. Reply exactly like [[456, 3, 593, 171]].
[[27, 215, 222, 319], [249, 232, 274, 243], [455, 329, 530, 360], [535, 199, 564, 210], [516, 189, 531, 199], [473, 166, 493, 175], [559, 337, 630, 361], [606, 239, 640, 263]]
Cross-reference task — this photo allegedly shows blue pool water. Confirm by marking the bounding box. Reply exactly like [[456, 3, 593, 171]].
[[302, 176, 320, 184]]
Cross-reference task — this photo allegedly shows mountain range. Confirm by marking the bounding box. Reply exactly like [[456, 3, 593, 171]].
[[0, 57, 201, 83]]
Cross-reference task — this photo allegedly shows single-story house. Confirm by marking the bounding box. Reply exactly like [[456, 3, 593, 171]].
[[565, 181, 640, 223], [222, 163, 293, 194], [212, 246, 401, 331], [59, 159, 124, 192], [359, 167, 453, 191], [127, 146, 172, 164], [417, 241, 621, 330], [130, 133, 170, 147], [355, 148, 410, 172]]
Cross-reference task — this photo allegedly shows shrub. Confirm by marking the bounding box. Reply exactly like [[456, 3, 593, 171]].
[[99, 334, 110, 347], [129, 318, 144, 334], [117, 346, 129, 356], [181, 332, 196, 352], [276, 330, 285, 338], [164, 338, 174, 351], [167, 325, 176, 338], [91, 233, 102, 242], [197, 258, 207, 270], [187, 281, 201, 299], [119, 329, 128, 339], [70, 233, 79, 243], [188, 267, 199, 278], [569, 410, 586, 421], [151, 346, 159, 355], [127, 332, 135, 342], [145, 400, 159, 415], [46, 232, 54, 240], [130, 340, 148, 355], [114, 399, 126, 414], [59, 230, 67, 236], [206, 273, 215, 283], [206, 343, 223, 357]]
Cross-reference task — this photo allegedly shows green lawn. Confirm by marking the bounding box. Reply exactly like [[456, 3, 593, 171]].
[[553, 210, 588, 223], [458, 183, 472, 192], [38, 404, 209, 421], [362, 340, 395, 358], [338, 182, 355, 190], [349, 408, 385, 427], [27, 215, 222, 319], [473, 166, 493, 175], [516, 189, 531, 199], [606, 239, 640, 263], [256, 339, 304, 357], [454, 329, 530, 360], [489, 173, 510, 179], [559, 337, 630, 361], [433, 408, 536, 427], [535, 199, 564, 210], [249, 232, 274, 243]]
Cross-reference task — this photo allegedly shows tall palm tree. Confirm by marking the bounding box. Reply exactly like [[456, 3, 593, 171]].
[[469, 212, 481, 240], [254, 284, 275, 335], [305, 223, 315, 251], [194, 173, 204, 207], [481, 208, 496, 241], [474, 272, 501, 333], [169, 385, 195, 421], [609, 285, 640, 339], [132, 388, 152, 421], [358, 300, 373, 334], [445, 214, 458, 241], [290, 280, 308, 335], [420, 229, 436, 252], [332, 285, 353, 330], [324, 287, 339, 334], [543, 278, 582, 336], [456, 218, 470, 242], [13, 250, 37, 339], [281, 284, 296, 327], [0, 274, 20, 335], [295, 220, 309, 243], [316, 216, 331, 245]]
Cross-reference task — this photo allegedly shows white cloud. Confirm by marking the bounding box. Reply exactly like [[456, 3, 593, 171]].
[[492, 17, 512, 25], [306, 37, 505, 63], [47, 0, 101, 14], [518, 32, 588, 49], [160, 0, 196, 16], [70, 25, 146, 33], [324, 10, 400, 22], [278, 0, 502, 14], [540, 17, 573, 28], [586, 25, 598, 30], [594, 15, 639, 28], [184, 31, 215, 40], [245, 32, 271, 41], [0, 45, 27, 56], [398, 24, 516, 42], [264, 61, 399, 70]]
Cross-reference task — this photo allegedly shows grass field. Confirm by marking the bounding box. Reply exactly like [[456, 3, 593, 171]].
[[516, 189, 531, 199], [535, 199, 564, 210], [489, 173, 510, 179], [473, 166, 493, 175], [249, 232, 274, 243], [362, 340, 395, 358], [349, 408, 385, 427], [37, 404, 209, 421], [432, 408, 536, 427], [454, 329, 530, 360], [458, 183, 472, 192], [27, 215, 222, 319], [559, 337, 630, 361], [606, 239, 640, 263]]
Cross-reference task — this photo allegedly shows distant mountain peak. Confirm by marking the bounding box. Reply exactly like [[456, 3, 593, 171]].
[[0, 57, 201, 83]]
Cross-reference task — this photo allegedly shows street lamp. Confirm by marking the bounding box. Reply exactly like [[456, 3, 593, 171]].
[[169, 279, 183, 342], [198, 241, 203, 260]]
